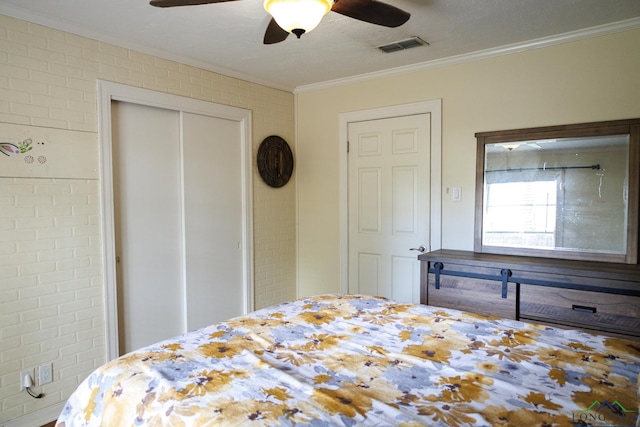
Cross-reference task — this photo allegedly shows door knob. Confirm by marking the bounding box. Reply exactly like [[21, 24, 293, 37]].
[[410, 245, 427, 253]]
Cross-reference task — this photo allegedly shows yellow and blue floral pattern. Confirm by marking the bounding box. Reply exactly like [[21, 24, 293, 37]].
[[57, 294, 640, 426]]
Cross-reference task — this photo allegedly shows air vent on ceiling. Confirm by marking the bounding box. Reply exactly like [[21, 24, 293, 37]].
[[377, 36, 429, 53]]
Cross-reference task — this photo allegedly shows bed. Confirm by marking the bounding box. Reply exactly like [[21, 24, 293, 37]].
[[57, 294, 639, 426]]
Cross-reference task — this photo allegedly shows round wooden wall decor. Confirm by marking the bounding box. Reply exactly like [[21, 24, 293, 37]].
[[257, 135, 294, 188]]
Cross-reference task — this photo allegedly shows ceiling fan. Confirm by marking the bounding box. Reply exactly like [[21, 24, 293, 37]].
[[149, 0, 410, 44]]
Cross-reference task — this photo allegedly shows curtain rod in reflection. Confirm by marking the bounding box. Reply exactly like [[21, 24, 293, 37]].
[[486, 163, 601, 173]]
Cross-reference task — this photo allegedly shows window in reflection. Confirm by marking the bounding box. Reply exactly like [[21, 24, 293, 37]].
[[483, 179, 557, 249]]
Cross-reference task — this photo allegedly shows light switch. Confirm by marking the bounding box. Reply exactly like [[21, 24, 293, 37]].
[[452, 187, 461, 202]]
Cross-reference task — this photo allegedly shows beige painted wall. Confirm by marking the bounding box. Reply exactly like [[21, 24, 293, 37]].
[[295, 29, 640, 297], [0, 14, 295, 424]]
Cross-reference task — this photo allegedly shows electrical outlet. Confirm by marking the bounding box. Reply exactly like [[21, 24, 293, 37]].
[[39, 363, 53, 385], [20, 369, 34, 391]]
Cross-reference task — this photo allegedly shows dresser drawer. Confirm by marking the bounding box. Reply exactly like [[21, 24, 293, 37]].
[[520, 284, 640, 338], [428, 273, 517, 320]]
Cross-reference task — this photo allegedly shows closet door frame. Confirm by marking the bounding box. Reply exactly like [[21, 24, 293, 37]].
[[97, 80, 254, 361]]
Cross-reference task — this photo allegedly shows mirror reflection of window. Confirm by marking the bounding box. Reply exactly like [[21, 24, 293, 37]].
[[483, 180, 557, 249], [483, 134, 629, 255]]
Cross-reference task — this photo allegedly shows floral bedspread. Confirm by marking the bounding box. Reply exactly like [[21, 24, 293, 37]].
[[57, 294, 640, 426]]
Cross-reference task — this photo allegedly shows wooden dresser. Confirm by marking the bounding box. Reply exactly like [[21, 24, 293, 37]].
[[418, 250, 640, 340]]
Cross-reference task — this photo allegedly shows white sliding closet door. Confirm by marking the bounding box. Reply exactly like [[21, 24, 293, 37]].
[[111, 102, 246, 355], [112, 101, 184, 353], [182, 112, 244, 331]]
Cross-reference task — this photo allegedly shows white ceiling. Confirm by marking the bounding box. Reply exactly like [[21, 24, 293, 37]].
[[1, 0, 639, 92]]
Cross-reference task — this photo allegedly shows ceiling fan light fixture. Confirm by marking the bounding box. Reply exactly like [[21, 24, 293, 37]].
[[264, 0, 333, 37]]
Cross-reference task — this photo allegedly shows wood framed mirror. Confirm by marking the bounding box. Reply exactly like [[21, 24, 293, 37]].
[[474, 118, 639, 264]]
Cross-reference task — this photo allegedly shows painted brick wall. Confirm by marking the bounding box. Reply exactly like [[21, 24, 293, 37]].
[[0, 13, 296, 425], [0, 178, 103, 423]]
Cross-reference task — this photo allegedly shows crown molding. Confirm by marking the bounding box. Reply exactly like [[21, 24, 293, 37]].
[[294, 17, 640, 94]]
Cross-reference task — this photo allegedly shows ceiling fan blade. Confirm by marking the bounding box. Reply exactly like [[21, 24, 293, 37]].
[[264, 18, 290, 44], [331, 0, 410, 27], [150, 0, 238, 7]]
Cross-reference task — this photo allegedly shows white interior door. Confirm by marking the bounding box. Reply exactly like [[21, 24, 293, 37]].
[[348, 114, 431, 303], [109, 98, 250, 356]]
